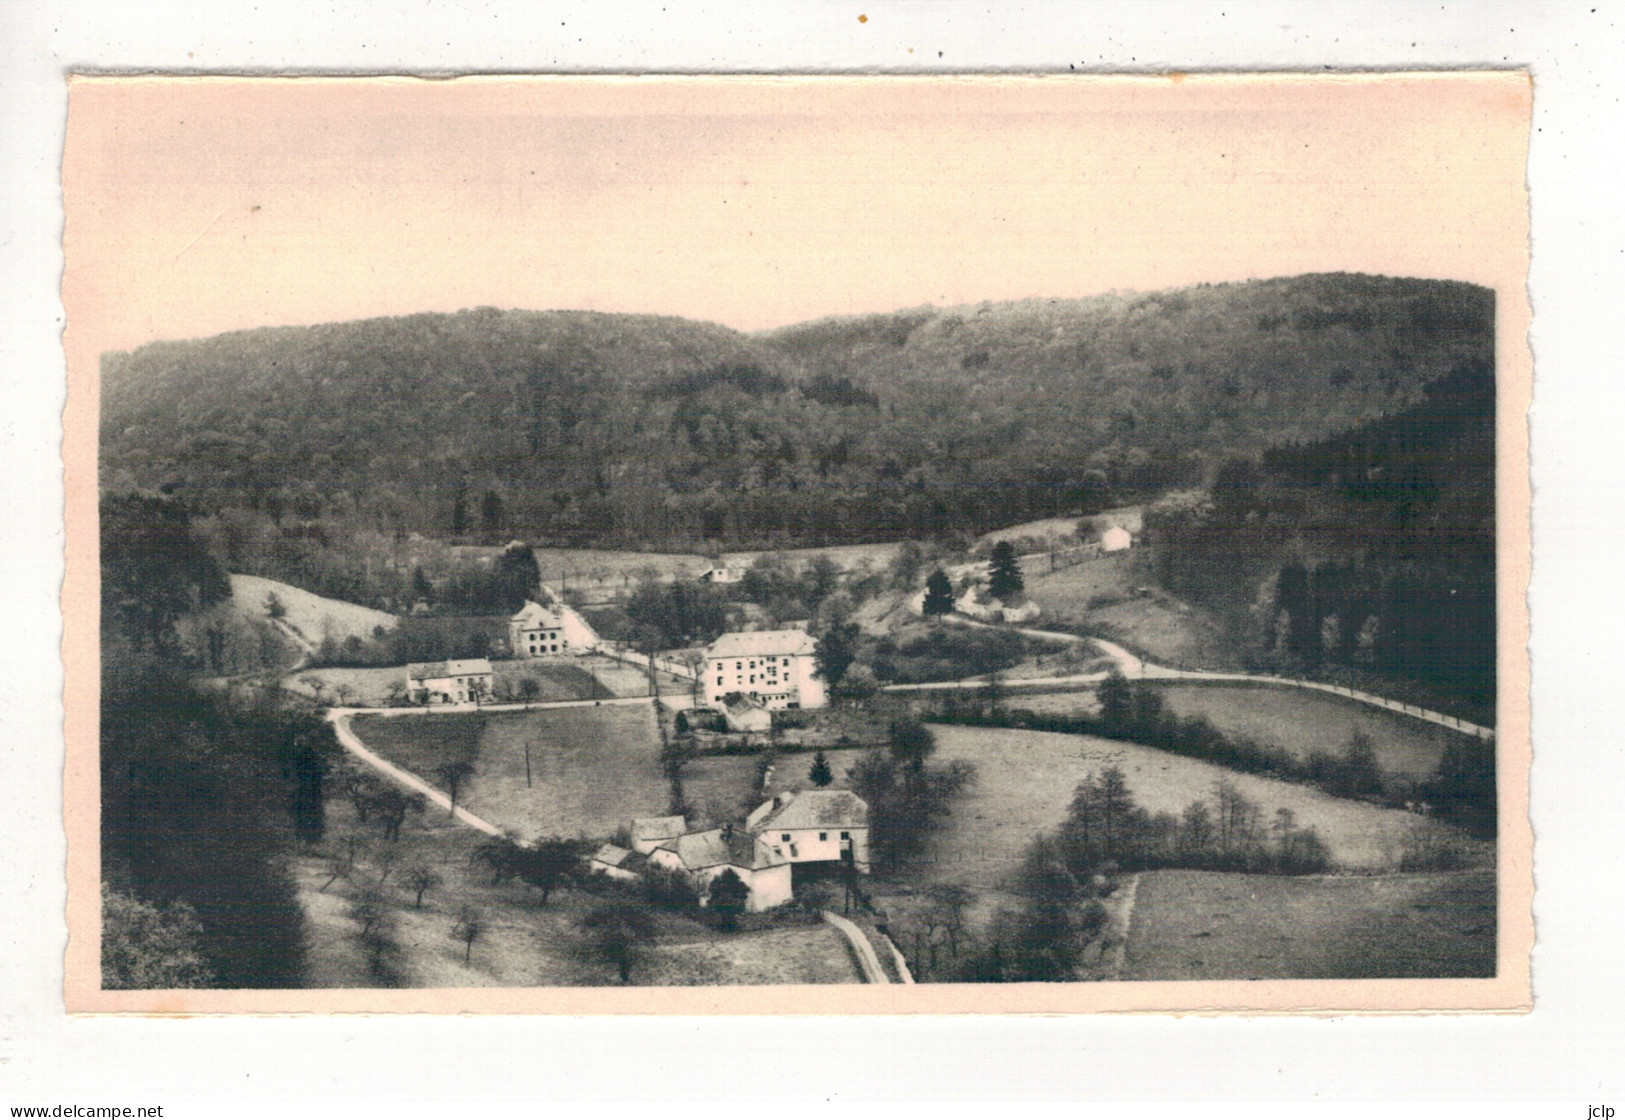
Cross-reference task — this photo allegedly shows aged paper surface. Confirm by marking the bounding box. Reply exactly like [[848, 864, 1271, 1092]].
[[62, 73, 1532, 1013]]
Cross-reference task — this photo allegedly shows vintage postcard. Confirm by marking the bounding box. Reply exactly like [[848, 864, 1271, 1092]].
[[61, 73, 1532, 1013]]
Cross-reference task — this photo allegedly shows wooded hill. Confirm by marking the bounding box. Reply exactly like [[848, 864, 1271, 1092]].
[[100, 273, 1492, 550]]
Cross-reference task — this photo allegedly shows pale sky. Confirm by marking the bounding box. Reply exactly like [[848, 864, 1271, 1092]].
[[62, 74, 1530, 367]]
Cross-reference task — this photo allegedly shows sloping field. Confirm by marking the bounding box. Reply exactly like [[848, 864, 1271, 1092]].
[[1023, 556, 1238, 670], [1152, 683, 1455, 780], [299, 795, 858, 988], [913, 724, 1488, 885], [232, 573, 398, 648], [1009, 682, 1456, 781], [642, 925, 863, 985], [359, 706, 669, 841], [1121, 869, 1496, 980]]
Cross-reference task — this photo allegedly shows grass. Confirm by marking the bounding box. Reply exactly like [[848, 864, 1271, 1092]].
[[494, 660, 615, 702], [896, 724, 1490, 885], [351, 712, 488, 770], [1120, 868, 1496, 980], [296, 791, 861, 987], [1022, 554, 1241, 670], [232, 573, 397, 646], [1008, 681, 1458, 781]]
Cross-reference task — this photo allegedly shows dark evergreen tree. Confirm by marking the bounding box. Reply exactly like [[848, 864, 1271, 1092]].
[[808, 751, 834, 788], [922, 569, 955, 616], [987, 541, 1024, 600]]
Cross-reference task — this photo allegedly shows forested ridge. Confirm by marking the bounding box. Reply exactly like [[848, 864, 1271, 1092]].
[[100, 273, 1491, 550], [1145, 360, 1496, 712]]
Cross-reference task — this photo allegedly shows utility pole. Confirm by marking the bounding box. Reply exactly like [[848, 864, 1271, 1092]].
[[524, 741, 533, 788]]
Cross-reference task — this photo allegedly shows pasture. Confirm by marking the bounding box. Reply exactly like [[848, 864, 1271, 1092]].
[[232, 573, 397, 647], [1120, 868, 1496, 980], [902, 724, 1489, 885], [1009, 681, 1457, 781], [1023, 555, 1239, 669]]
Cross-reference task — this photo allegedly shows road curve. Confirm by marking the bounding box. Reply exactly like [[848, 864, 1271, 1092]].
[[884, 623, 1493, 741]]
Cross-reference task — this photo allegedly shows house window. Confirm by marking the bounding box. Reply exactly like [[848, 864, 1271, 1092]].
[[840, 831, 850, 839], [716, 677, 723, 686], [819, 832, 827, 841], [781, 834, 790, 842]]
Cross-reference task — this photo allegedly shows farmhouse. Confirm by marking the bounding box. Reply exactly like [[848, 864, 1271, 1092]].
[[746, 789, 871, 874], [646, 824, 793, 912], [405, 658, 493, 706], [1101, 525, 1133, 552], [698, 565, 744, 585], [703, 629, 827, 710], [508, 592, 600, 658]]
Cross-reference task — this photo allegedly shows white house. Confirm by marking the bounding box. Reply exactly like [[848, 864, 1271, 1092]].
[[746, 789, 871, 874], [698, 566, 744, 585], [627, 815, 688, 855], [405, 658, 493, 706], [646, 825, 793, 911], [508, 592, 599, 658], [1101, 525, 1133, 552], [704, 629, 827, 710]]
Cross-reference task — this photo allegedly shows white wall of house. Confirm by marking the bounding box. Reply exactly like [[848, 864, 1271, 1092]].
[[704, 651, 825, 709], [644, 850, 792, 912], [409, 673, 492, 704], [761, 826, 871, 873]]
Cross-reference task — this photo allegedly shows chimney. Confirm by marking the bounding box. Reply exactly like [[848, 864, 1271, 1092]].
[[721, 823, 734, 840]]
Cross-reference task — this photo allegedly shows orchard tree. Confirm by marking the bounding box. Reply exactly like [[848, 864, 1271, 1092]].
[[580, 902, 657, 983], [888, 717, 938, 772], [436, 760, 476, 817]]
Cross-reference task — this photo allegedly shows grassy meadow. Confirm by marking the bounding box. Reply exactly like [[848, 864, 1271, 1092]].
[[1120, 868, 1496, 980]]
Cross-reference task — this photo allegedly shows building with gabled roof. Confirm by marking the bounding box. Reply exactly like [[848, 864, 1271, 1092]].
[[703, 629, 826, 711], [587, 843, 649, 881], [509, 591, 599, 658], [747, 789, 870, 873], [627, 815, 688, 854], [646, 824, 793, 911], [405, 658, 493, 706]]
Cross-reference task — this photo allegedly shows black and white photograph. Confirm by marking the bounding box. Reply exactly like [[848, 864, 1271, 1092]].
[[62, 72, 1531, 1012]]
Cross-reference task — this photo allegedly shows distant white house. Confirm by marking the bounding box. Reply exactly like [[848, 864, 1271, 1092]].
[[698, 566, 744, 585], [405, 658, 493, 706], [1101, 525, 1133, 552], [646, 824, 793, 911], [508, 591, 599, 658], [746, 789, 871, 874], [703, 629, 827, 710]]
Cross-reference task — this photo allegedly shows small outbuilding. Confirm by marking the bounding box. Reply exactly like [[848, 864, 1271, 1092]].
[[1101, 525, 1133, 552]]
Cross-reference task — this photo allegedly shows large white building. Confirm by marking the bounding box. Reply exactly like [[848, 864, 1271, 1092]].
[[703, 629, 827, 710]]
